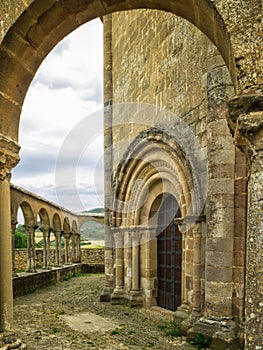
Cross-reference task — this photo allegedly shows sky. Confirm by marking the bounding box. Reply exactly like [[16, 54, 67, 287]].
[[12, 18, 104, 213]]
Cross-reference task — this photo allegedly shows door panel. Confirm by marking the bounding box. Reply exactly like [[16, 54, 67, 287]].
[[157, 194, 182, 311]]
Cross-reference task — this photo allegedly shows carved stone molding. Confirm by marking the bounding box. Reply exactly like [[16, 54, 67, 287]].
[[0, 134, 20, 180]]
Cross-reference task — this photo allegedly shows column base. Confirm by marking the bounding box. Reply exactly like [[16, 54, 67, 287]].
[[0, 333, 27, 349], [187, 317, 243, 350], [173, 304, 192, 335], [100, 286, 114, 302], [129, 290, 143, 307], [110, 287, 127, 305]]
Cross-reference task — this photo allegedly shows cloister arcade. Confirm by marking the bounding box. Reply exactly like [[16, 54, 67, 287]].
[[10, 183, 104, 274]]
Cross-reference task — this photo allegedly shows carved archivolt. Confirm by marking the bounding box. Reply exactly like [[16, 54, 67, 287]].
[[111, 128, 205, 227]]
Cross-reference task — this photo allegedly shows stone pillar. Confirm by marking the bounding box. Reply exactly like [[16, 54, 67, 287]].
[[63, 232, 71, 265], [24, 225, 37, 272], [100, 13, 115, 302], [191, 220, 203, 318], [205, 51, 235, 322], [53, 230, 62, 266], [71, 232, 81, 263], [188, 51, 237, 347], [40, 225, 51, 269], [129, 229, 143, 306], [75, 233, 81, 263], [11, 220, 17, 277], [111, 228, 126, 304], [228, 94, 263, 350], [0, 138, 19, 338]]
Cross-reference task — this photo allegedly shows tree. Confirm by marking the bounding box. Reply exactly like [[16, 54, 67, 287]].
[[15, 224, 27, 248]]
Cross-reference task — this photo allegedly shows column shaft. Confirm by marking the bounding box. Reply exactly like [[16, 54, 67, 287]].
[[64, 233, 71, 265], [11, 221, 17, 276], [192, 223, 202, 314], [0, 178, 14, 333], [54, 230, 62, 266]]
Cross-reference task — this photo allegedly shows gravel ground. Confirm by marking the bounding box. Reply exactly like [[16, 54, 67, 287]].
[[14, 274, 195, 350]]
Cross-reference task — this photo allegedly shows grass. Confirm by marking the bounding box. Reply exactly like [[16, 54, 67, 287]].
[[190, 333, 212, 349], [158, 321, 183, 337]]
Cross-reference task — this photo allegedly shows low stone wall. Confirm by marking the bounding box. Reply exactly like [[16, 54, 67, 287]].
[[13, 264, 105, 297], [15, 248, 104, 271], [80, 248, 104, 264]]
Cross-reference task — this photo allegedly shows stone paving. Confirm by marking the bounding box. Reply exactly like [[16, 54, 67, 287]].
[[14, 274, 196, 350]]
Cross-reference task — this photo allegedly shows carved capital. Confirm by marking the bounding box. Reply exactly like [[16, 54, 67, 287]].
[[39, 225, 51, 236], [24, 225, 38, 234], [53, 230, 62, 239], [0, 134, 20, 181], [227, 95, 263, 166], [63, 232, 71, 240]]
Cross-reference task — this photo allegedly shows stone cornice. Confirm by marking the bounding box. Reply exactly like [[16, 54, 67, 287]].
[[227, 95, 263, 148], [0, 134, 20, 180], [227, 95, 263, 169]]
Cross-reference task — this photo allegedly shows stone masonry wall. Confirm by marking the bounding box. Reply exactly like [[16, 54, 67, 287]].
[[111, 9, 211, 171], [14, 248, 104, 271]]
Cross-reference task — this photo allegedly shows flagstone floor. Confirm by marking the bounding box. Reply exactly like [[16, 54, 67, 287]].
[[14, 274, 195, 350]]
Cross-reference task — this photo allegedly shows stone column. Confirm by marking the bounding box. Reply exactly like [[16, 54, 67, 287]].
[[228, 94, 263, 350], [40, 225, 51, 269], [111, 228, 126, 304], [53, 230, 62, 266], [141, 226, 158, 307], [174, 219, 191, 326], [71, 232, 81, 263], [129, 228, 143, 306], [24, 225, 37, 272], [0, 139, 19, 337], [11, 220, 18, 277], [100, 13, 115, 302], [75, 233, 81, 263], [191, 219, 204, 318], [63, 232, 71, 265]]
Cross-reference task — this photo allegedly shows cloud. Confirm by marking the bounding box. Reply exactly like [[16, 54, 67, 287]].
[[13, 18, 104, 213]]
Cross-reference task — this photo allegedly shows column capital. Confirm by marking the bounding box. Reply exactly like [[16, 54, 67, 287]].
[[227, 94, 263, 166], [24, 224, 38, 233], [0, 134, 20, 181], [63, 232, 71, 239], [39, 225, 51, 236]]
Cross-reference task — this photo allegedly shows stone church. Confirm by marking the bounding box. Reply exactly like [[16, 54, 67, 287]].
[[0, 1, 262, 350]]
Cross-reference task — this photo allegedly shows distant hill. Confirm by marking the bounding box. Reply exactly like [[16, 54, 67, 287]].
[[87, 207, 104, 214], [81, 207, 104, 214], [80, 208, 104, 241]]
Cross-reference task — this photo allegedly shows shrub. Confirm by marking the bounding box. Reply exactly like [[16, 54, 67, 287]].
[[190, 333, 212, 349]]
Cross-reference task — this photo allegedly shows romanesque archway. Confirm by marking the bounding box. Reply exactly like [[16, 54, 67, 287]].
[[0, 1, 262, 349]]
